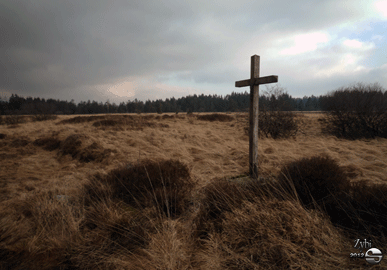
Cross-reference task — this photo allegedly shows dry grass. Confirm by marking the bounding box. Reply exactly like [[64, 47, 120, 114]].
[[0, 112, 386, 269]]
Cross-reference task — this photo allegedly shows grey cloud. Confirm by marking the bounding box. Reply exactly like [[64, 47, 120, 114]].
[[0, 0, 384, 103]]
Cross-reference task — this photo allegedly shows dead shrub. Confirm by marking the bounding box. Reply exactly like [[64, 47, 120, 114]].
[[250, 109, 300, 139], [196, 113, 234, 122], [320, 83, 387, 139], [320, 112, 387, 139], [33, 137, 61, 151], [83, 159, 195, 218]]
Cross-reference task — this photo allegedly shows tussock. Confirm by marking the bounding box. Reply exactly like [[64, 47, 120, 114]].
[[33, 137, 61, 151], [56, 115, 108, 124], [196, 113, 234, 122], [10, 138, 30, 147], [83, 159, 195, 218], [57, 134, 113, 163], [277, 154, 350, 208]]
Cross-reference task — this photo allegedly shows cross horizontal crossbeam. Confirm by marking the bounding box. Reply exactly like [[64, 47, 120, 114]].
[[235, 75, 278, 88]]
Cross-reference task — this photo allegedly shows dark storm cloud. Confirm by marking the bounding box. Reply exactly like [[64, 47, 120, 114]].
[[0, 0, 384, 102]]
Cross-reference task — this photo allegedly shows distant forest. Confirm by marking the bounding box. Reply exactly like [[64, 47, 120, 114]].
[[0, 90, 327, 115]]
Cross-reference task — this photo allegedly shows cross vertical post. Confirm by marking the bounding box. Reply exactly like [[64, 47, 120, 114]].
[[250, 55, 260, 178], [235, 55, 278, 179]]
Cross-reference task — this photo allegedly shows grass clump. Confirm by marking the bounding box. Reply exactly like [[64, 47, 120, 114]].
[[10, 137, 30, 147], [32, 114, 57, 122], [33, 137, 61, 151], [196, 113, 234, 122], [193, 177, 281, 240], [208, 200, 345, 269], [84, 159, 195, 218], [277, 154, 350, 208], [2, 115, 29, 125], [92, 119, 125, 131], [56, 115, 107, 124], [193, 179, 248, 238], [276, 154, 387, 246], [57, 134, 112, 163], [325, 181, 387, 242]]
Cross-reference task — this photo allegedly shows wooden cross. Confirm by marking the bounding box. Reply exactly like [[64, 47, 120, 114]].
[[235, 55, 278, 179]]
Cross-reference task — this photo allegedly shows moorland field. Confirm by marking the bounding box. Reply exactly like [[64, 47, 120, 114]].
[[0, 112, 386, 269]]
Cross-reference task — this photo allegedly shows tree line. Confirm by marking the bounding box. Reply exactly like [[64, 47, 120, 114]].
[[1, 83, 385, 115], [0, 90, 323, 115]]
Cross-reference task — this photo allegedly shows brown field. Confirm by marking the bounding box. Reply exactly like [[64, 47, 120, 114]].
[[0, 112, 386, 269]]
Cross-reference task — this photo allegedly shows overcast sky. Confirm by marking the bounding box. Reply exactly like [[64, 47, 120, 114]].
[[1, 0, 386, 104]]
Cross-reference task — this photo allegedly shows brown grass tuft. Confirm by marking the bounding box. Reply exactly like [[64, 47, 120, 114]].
[[277, 154, 350, 208], [83, 159, 195, 218], [324, 181, 387, 243], [33, 137, 61, 151], [196, 199, 349, 269], [196, 113, 234, 122], [56, 115, 107, 124], [277, 154, 387, 246], [10, 138, 30, 147], [57, 134, 112, 163], [162, 114, 175, 119]]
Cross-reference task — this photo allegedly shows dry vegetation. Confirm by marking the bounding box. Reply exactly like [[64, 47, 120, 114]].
[[0, 112, 386, 269]]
